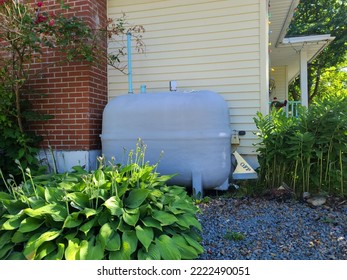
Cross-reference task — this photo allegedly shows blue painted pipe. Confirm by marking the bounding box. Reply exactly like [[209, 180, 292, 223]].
[[127, 32, 133, 94]]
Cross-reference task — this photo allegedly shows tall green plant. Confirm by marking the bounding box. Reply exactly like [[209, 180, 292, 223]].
[[254, 95, 347, 197], [0, 144, 203, 260]]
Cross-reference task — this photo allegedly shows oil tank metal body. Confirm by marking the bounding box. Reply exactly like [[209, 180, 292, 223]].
[[100, 90, 231, 195]]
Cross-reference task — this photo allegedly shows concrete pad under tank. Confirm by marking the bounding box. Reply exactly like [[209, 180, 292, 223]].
[[100, 90, 231, 196]]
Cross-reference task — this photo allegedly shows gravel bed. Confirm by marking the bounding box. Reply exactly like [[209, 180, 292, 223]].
[[196, 197, 347, 260]]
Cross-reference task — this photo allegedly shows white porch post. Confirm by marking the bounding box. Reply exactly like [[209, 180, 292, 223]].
[[300, 49, 309, 107]]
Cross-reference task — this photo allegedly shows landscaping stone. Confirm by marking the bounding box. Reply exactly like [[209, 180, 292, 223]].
[[307, 195, 327, 207], [197, 197, 347, 260]]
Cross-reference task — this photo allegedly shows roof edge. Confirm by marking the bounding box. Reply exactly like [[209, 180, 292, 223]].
[[287, 36, 335, 83], [275, 0, 300, 48]]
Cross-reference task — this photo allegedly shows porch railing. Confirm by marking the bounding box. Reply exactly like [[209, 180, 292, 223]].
[[269, 100, 301, 117], [285, 101, 301, 117]]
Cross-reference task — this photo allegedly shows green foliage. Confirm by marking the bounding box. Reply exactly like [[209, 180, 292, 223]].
[[0, 84, 43, 183], [0, 146, 203, 260], [254, 94, 347, 197], [317, 64, 347, 98], [287, 0, 347, 102]]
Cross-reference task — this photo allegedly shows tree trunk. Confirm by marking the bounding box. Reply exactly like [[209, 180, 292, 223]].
[[309, 67, 321, 103], [14, 85, 24, 133]]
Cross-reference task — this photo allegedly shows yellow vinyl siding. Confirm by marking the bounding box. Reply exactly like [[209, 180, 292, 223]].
[[270, 66, 288, 101], [108, 0, 267, 158]]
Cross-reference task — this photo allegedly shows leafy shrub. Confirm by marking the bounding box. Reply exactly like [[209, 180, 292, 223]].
[[0, 146, 203, 260], [254, 93, 347, 197]]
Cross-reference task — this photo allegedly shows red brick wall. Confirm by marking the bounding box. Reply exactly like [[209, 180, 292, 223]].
[[27, 0, 107, 151]]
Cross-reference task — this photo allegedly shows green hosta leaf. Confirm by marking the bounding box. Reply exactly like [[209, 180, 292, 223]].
[[124, 189, 150, 208], [24, 204, 68, 222], [137, 243, 161, 260], [117, 218, 132, 232], [97, 210, 111, 226], [58, 181, 76, 191], [1, 199, 27, 215], [71, 165, 88, 174], [79, 218, 97, 235], [44, 187, 65, 204], [23, 230, 61, 260], [124, 207, 139, 214], [171, 235, 198, 260], [0, 243, 14, 259], [166, 205, 185, 215], [18, 217, 44, 233], [78, 240, 89, 260], [66, 192, 89, 208], [148, 189, 163, 201], [168, 185, 186, 195], [11, 231, 31, 243], [93, 169, 106, 187], [155, 235, 181, 260], [63, 212, 83, 228], [86, 237, 104, 260], [109, 249, 128, 260], [152, 210, 178, 226], [7, 251, 25, 260], [0, 192, 14, 200], [1, 214, 26, 230], [182, 233, 204, 254], [27, 197, 46, 209], [105, 234, 121, 252], [123, 210, 140, 226], [35, 241, 56, 260], [141, 217, 162, 231], [120, 183, 131, 196], [45, 243, 65, 260], [176, 214, 202, 231], [135, 225, 153, 251], [121, 230, 138, 258], [65, 238, 80, 260], [80, 208, 99, 218], [98, 222, 113, 248], [104, 196, 123, 216], [0, 231, 13, 250], [157, 174, 176, 183], [76, 236, 104, 260], [172, 199, 196, 212]]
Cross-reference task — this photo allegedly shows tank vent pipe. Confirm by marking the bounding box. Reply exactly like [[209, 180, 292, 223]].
[[127, 32, 133, 94]]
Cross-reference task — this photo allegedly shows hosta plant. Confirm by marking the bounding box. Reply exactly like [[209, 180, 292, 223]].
[[0, 146, 203, 260]]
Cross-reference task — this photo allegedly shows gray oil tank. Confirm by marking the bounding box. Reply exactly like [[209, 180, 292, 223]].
[[100, 90, 231, 195]]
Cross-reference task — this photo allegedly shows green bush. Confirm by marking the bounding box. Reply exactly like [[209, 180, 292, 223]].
[[0, 85, 44, 187], [0, 146, 203, 260], [254, 93, 347, 197]]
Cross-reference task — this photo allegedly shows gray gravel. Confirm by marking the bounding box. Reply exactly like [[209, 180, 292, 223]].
[[196, 197, 347, 260]]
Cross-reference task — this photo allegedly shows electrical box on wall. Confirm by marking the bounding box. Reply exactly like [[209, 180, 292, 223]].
[[231, 134, 240, 145]]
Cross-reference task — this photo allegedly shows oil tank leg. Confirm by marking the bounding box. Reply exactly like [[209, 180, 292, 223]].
[[192, 171, 203, 198]]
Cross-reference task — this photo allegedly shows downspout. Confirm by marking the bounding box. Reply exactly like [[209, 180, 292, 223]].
[[127, 32, 133, 94]]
